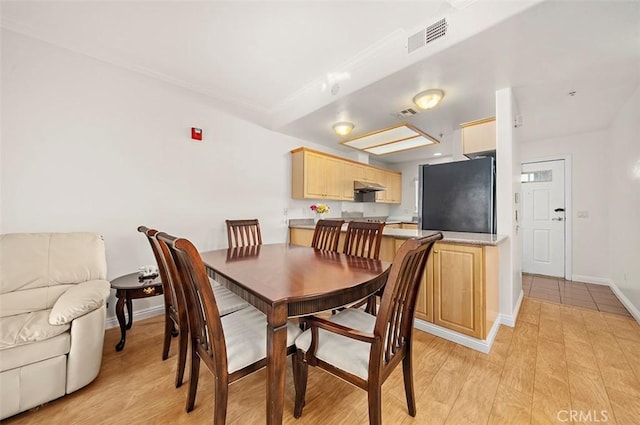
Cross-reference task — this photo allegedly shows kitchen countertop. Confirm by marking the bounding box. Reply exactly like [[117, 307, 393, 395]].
[[289, 222, 507, 246]]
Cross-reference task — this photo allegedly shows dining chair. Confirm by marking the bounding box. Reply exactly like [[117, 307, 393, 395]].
[[138, 226, 188, 387], [225, 219, 262, 248], [293, 232, 443, 425], [138, 226, 250, 388], [342, 221, 386, 314], [311, 219, 345, 252], [156, 232, 302, 424], [342, 221, 386, 259]]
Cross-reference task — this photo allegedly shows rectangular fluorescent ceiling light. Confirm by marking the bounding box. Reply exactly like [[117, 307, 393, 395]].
[[340, 122, 439, 155]]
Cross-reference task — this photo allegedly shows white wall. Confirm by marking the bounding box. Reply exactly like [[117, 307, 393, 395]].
[[520, 130, 611, 283], [0, 31, 348, 319], [496, 88, 520, 321], [608, 84, 640, 319]]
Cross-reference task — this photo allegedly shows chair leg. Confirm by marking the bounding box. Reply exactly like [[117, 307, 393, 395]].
[[365, 296, 377, 315], [162, 309, 172, 361], [175, 322, 188, 388], [402, 353, 417, 416], [367, 385, 382, 425], [292, 350, 308, 418], [186, 348, 200, 412], [213, 375, 229, 425]]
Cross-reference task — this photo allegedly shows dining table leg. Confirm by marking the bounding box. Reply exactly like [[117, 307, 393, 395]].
[[266, 304, 288, 425]]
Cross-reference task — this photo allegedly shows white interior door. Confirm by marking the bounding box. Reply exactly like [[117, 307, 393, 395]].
[[521, 160, 566, 277]]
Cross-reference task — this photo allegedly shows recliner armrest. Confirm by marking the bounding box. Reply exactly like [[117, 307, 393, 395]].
[[48, 280, 110, 325]]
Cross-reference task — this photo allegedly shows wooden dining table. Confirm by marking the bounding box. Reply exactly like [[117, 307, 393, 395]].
[[200, 243, 391, 425]]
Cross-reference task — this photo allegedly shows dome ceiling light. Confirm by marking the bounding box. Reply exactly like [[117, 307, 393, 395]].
[[413, 89, 445, 110], [332, 121, 354, 136]]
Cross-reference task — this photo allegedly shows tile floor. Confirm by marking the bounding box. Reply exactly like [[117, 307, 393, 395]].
[[523, 273, 632, 316]]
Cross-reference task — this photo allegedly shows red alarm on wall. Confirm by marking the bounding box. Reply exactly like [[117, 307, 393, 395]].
[[191, 127, 203, 141]]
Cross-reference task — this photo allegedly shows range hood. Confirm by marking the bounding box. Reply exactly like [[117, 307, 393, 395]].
[[354, 180, 386, 192], [354, 180, 385, 202]]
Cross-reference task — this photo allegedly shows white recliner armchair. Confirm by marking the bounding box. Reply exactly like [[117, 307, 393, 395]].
[[0, 232, 110, 419]]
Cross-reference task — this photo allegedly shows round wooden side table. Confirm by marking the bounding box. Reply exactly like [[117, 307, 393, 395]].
[[111, 272, 163, 351]]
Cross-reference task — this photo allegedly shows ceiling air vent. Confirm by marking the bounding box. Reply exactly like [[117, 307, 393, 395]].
[[407, 18, 448, 54], [395, 108, 418, 119]]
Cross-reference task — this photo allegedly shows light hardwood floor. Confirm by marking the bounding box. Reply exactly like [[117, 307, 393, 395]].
[[4, 299, 640, 425]]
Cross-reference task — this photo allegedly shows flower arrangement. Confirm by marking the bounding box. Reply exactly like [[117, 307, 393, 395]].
[[310, 203, 330, 214]]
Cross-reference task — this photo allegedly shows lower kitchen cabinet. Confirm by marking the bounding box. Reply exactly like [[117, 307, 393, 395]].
[[430, 243, 498, 339]]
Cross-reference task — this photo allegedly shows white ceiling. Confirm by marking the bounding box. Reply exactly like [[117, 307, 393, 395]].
[[2, 1, 639, 164]]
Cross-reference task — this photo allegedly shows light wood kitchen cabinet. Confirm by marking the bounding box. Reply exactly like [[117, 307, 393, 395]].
[[372, 169, 388, 202], [430, 242, 498, 339], [291, 147, 402, 203], [461, 117, 496, 158], [385, 171, 402, 203], [363, 166, 378, 182], [292, 149, 343, 200], [373, 169, 402, 204], [341, 162, 356, 201]]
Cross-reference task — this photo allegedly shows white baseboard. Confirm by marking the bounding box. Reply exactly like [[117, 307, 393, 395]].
[[412, 289, 527, 353], [104, 305, 164, 329], [571, 275, 611, 286], [499, 289, 524, 327], [609, 281, 640, 324], [414, 318, 501, 354]]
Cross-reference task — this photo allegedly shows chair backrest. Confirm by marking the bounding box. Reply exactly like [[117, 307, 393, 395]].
[[311, 219, 345, 252], [373, 233, 442, 369], [343, 221, 386, 260], [157, 232, 228, 374], [137, 226, 180, 320], [226, 219, 262, 248]]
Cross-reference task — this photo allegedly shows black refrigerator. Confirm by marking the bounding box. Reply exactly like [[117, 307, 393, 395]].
[[419, 157, 496, 234]]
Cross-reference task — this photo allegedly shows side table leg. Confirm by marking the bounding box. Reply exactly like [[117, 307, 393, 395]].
[[115, 293, 127, 351], [125, 298, 133, 330]]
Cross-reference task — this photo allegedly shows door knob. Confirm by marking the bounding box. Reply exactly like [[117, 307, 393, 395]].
[[554, 208, 565, 212], [552, 217, 564, 221]]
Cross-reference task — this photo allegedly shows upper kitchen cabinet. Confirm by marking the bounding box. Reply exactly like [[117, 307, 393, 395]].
[[385, 170, 402, 203], [292, 149, 343, 200], [374, 169, 402, 203], [340, 162, 369, 201], [291, 148, 401, 203], [461, 117, 496, 159]]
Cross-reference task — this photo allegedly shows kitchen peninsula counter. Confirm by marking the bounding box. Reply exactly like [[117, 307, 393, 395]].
[[289, 222, 507, 246]]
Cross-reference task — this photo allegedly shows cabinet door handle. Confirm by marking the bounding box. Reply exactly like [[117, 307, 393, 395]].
[[434, 250, 439, 253]]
